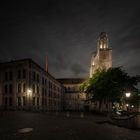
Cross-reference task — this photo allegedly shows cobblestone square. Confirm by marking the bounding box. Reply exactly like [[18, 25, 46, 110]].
[[0, 112, 140, 140]]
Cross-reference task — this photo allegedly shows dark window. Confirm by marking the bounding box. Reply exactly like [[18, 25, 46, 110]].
[[23, 96, 26, 106], [37, 97, 39, 106], [5, 85, 8, 93], [45, 89, 46, 96], [33, 72, 35, 81], [29, 71, 31, 80], [42, 88, 44, 96], [17, 97, 21, 106], [18, 70, 21, 79], [18, 83, 21, 93], [5, 97, 8, 105], [42, 97, 44, 106], [5, 72, 8, 81], [33, 97, 35, 106], [37, 74, 39, 83], [9, 84, 13, 94], [9, 97, 12, 106], [33, 84, 35, 93], [9, 72, 13, 80], [44, 99, 47, 106], [23, 69, 26, 79], [37, 86, 39, 94], [42, 77, 44, 84], [23, 83, 26, 92]]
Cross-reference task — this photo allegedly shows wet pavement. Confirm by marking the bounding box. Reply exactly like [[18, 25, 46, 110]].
[[0, 111, 140, 140]]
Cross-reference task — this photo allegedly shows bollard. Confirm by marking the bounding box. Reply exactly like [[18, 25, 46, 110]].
[[66, 111, 70, 117], [80, 112, 84, 118]]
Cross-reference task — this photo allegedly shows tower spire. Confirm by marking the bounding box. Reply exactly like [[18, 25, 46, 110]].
[[98, 32, 108, 49]]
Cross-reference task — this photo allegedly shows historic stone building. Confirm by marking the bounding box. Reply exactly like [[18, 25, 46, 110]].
[[57, 78, 86, 111], [90, 32, 112, 78], [0, 59, 63, 111], [89, 32, 113, 111]]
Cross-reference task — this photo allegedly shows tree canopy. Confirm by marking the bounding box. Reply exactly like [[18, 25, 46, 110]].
[[80, 67, 140, 105]]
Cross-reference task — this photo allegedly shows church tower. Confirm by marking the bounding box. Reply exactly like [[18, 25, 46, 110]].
[[89, 32, 112, 78]]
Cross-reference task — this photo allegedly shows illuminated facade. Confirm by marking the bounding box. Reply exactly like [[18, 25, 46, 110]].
[[90, 32, 112, 78], [0, 59, 62, 111]]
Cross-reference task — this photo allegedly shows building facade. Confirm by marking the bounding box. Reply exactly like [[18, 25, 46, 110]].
[[90, 32, 112, 78], [0, 59, 63, 111], [57, 78, 86, 111]]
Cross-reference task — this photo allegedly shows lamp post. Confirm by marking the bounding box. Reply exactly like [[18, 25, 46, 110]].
[[125, 92, 131, 112], [27, 89, 32, 110]]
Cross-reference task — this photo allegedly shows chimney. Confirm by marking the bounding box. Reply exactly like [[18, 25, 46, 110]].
[[45, 54, 48, 73]]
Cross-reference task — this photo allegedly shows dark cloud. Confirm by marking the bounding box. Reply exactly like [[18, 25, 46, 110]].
[[0, 0, 140, 78], [71, 63, 87, 76]]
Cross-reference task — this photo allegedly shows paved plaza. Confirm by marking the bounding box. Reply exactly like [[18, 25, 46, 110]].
[[0, 111, 140, 140]]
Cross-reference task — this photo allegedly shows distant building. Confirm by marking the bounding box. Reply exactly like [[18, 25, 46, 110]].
[[57, 78, 86, 111], [0, 59, 63, 111], [90, 32, 112, 78]]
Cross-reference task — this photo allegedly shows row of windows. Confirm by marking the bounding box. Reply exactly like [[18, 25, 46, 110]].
[[42, 77, 47, 85], [17, 97, 40, 106], [17, 83, 26, 93], [5, 72, 13, 81], [32, 84, 39, 93], [65, 86, 79, 92], [32, 71, 40, 82], [32, 72, 48, 84], [4, 69, 27, 81], [17, 84, 39, 94], [48, 99, 60, 106], [4, 83, 26, 93], [49, 81, 60, 92], [4, 96, 60, 107], [31, 72, 60, 93], [18, 69, 26, 79], [4, 71, 60, 93], [42, 88, 61, 98], [4, 97, 12, 106], [4, 83, 61, 96], [66, 95, 80, 100]]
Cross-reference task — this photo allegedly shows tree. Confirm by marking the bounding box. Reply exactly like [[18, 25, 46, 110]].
[[80, 67, 140, 112]]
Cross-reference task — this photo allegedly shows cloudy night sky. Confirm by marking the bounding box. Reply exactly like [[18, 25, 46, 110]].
[[0, 0, 140, 78]]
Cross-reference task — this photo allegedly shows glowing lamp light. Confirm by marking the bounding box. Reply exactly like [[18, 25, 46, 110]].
[[100, 44, 103, 49], [131, 105, 134, 108], [126, 104, 129, 107], [125, 92, 131, 98], [27, 89, 32, 95]]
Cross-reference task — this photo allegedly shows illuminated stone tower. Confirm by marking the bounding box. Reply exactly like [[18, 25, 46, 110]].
[[90, 32, 112, 78]]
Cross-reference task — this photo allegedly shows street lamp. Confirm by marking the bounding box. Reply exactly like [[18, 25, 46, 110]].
[[27, 89, 32, 110], [125, 92, 131, 98], [125, 92, 131, 112]]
